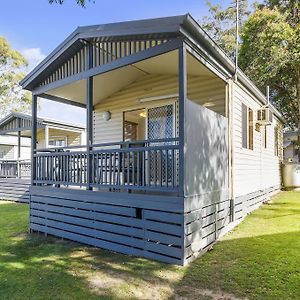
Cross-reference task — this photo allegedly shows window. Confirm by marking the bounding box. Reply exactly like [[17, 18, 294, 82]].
[[242, 103, 254, 150], [49, 137, 67, 147], [274, 127, 279, 156], [262, 126, 267, 148], [0, 152, 4, 159]]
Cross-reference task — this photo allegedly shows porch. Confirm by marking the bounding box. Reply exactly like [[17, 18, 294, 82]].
[[21, 15, 230, 264]]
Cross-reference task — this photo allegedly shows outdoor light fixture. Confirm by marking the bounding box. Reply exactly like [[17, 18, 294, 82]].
[[102, 111, 111, 121], [203, 102, 215, 108], [139, 112, 146, 118]]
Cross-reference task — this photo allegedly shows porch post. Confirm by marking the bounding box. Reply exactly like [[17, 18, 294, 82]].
[[178, 44, 186, 197], [45, 125, 49, 148], [31, 94, 38, 186], [86, 43, 93, 190], [17, 116, 21, 178], [17, 129, 21, 178]]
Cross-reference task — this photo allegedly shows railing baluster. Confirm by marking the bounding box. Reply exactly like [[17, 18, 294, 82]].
[[137, 151, 140, 187], [132, 151, 135, 186], [171, 149, 175, 188], [159, 149, 163, 188], [153, 150, 157, 187], [165, 149, 168, 187], [126, 152, 130, 186]]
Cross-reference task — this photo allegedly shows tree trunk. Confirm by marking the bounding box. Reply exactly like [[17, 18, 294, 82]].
[[297, 71, 300, 162]]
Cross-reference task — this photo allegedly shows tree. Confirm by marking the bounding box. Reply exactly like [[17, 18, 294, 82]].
[[239, 7, 300, 155], [0, 37, 31, 117], [48, 0, 93, 6], [201, 0, 250, 59]]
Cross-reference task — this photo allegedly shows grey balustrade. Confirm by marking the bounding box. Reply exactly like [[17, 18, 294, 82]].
[[34, 138, 180, 192], [0, 160, 31, 178]]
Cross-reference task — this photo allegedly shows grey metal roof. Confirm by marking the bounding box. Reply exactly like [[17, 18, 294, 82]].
[[20, 13, 283, 121], [0, 111, 85, 134]]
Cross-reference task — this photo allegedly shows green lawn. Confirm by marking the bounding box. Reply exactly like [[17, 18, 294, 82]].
[[0, 191, 299, 300]]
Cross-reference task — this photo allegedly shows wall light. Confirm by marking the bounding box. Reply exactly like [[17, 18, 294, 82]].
[[203, 102, 216, 108], [102, 111, 111, 121]]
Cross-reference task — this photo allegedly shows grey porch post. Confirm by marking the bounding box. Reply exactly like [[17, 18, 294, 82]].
[[86, 43, 93, 190], [31, 95, 38, 185], [17, 117, 21, 178], [178, 44, 186, 197], [44, 125, 49, 148]]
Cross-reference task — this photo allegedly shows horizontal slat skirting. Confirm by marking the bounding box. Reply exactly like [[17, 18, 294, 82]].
[[30, 186, 183, 212], [31, 209, 144, 239], [31, 223, 145, 257], [30, 188, 185, 264], [31, 196, 136, 217], [0, 179, 30, 203], [31, 216, 144, 248]]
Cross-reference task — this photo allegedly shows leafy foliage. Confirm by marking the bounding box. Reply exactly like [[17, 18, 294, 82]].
[[0, 37, 31, 118], [201, 0, 250, 59], [202, 0, 300, 130], [239, 7, 300, 128]]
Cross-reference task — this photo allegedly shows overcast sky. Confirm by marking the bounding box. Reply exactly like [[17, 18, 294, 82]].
[[1, 0, 237, 126]]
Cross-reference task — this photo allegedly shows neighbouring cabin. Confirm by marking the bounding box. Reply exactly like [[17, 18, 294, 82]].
[[0, 112, 85, 202], [283, 130, 299, 163], [20, 14, 283, 265]]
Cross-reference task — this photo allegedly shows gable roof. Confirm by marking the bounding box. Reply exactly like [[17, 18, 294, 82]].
[[0, 112, 85, 134], [20, 14, 283, 121]]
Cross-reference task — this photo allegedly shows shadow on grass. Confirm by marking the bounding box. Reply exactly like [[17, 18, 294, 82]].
[[0, 203, 180, 300], [1, 194, 299, 300], [173, 231, 300, 300]]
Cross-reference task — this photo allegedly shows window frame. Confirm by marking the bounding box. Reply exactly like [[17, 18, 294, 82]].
[[241, 103, 254, 150], [48, 136, 67, 148]]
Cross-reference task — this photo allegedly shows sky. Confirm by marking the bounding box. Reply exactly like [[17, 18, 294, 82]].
[[1, 0, 235, 126]]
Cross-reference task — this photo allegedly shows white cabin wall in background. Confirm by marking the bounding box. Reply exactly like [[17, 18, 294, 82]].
[[93, 74, 225, 143], [0, 145, 14, 160], [232, 81, 281, 198], [37, 128, 83, 148]]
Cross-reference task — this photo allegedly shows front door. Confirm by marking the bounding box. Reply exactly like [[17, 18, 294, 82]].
[[147, 104, 175, 141]]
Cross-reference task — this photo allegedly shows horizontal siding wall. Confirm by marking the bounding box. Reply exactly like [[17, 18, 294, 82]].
[[232, 82, 282, 198], [37, 128, 83, 148], [0, 178, 30, 203], [30, 186, 185, 265], [93, 74, 225, 143], [0, 145, 15, 160]]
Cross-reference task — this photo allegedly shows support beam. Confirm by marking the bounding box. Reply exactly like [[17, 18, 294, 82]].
[[17, 127, 21, 179], [39, 93, 86, 108], [178, 44, 186, 197], [86, 43, 93, 190], [31, 95, 38, 186], [17, 117, 21, 160], [45, 125, 49, 148]]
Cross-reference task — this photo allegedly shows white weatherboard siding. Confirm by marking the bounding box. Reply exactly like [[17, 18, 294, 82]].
[[93, 74, 225, 143], [0, 145, 15, 160], [37, 128, 83, 148], [232, 82, 281, 198]]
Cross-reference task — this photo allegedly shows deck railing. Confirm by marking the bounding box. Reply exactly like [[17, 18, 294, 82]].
[[0, 160, 31, 178], [34, 138, 180, 192]]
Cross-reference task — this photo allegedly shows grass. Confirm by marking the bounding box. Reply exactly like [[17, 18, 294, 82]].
[[0, 191, 299, 299]]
